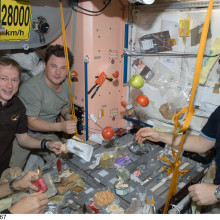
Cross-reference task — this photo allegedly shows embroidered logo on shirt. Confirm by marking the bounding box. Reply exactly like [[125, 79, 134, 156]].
[[11, 114, 19, 121]]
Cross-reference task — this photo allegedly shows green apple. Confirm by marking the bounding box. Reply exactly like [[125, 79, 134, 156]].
[[130, 74, 144, 88]]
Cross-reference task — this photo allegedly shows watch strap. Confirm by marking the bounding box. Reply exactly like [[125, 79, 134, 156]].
[[1, 209, 12, 214], [9, 179, 16, 193], [41, 139, 50, 150]]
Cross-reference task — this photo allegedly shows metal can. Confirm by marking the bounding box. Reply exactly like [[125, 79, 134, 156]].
[[114, 167, 130, 196], [32, 176, 48, 192], [114, 179, 130, 196]]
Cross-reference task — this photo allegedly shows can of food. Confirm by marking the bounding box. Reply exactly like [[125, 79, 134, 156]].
[[32, 176, 48, 192], [114, 167, 130, 196], [114, 179, 130, 196]]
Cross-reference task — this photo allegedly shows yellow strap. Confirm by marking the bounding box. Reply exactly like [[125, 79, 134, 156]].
[[163, 0, 214, 213], [156, 155, 190, 176], [59, 0, 77, 136]]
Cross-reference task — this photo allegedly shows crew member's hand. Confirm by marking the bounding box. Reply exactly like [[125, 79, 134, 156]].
[[61, 120, 77, 134], [188, 183, 218, 205], [13, 171, 39, 192], [136, 127, 159, 144], [9, 191, 48, 214], [60, 143, 68, 154], [46, 141, 63, 155], [65, 112, 73, 121]]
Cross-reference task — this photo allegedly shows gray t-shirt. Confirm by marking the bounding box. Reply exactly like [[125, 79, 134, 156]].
[[19, 72, 73, 122]]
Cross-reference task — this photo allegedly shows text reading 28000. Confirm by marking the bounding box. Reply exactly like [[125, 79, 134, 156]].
[[1, 4, 30, 27]]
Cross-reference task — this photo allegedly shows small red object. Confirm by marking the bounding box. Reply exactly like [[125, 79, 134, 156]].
[[95, 72, 107, 87], [133, 170, 141, 177], [88, 202, 99, 213], [57, 159, 62, 174], [102, 126, 115, 140], [112, 71, 119, 78], [136, 94, 149, 107], [121, 101, 127, 108], [115, 128, 127, 137], [32, 177, 48, 192], [71, 70, 78, 76]]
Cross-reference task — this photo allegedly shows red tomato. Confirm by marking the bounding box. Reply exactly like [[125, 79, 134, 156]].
[[121, 101, 127, 108], [102, 126, 115, 139], [112, 71, 119, 78], [71, 70, 78, 76], [136, 94, 149, 107]]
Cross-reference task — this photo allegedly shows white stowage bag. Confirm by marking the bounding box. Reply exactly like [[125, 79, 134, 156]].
[[66, 139, 94, 162]]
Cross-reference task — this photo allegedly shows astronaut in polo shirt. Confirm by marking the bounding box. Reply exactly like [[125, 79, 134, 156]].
[[0, 56, 63, 176]]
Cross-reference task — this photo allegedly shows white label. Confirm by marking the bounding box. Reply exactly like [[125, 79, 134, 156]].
[[115, 187, 129, 196], [89, 164, 96, 169], [109, 177, 118, 184], [197, 167, 204, 172], [68, 200, 73, 204], [98, 170, 109, 177], [178, 182, 186, 188], [130, 187, 134, 193], [140, 39, 154, 50], [85, 188, 94, 194], [90, 113, 97, 123]]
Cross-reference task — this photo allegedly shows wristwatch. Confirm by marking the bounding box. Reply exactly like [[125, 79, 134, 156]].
[[9, 179, 17, 193], [1, 209, 12, 214], [214, 185, 220, 201]]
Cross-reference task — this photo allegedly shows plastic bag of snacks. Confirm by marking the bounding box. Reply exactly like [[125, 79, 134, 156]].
[[106, 201, 125, 214]]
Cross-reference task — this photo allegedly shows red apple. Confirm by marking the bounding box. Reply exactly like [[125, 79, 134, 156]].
[[130, 74, 144, 88]]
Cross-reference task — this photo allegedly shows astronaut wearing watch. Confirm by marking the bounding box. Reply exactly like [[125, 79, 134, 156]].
[[214, 185, 220, 201], [9, 179, 17, 193]]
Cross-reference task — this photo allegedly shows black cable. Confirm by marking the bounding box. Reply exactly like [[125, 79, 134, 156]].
[[71, 0, 111, 14], [71, 7, 99, 17]]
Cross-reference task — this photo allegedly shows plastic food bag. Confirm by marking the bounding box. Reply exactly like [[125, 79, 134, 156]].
[[106, 201, 125, 214], [126, 198, 151, 214], [159, 90, 188, 120], [66, 139, 94, 162], [158, 144, 183, 164], [93, 188, 115, 208], [132, 58, 154, 83], [99, 152, 116, 168]]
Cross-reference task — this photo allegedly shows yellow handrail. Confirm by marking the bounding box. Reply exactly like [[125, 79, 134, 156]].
[[59, 0, 77, 136]]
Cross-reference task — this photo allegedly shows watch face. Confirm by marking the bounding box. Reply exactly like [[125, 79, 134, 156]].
[[214, 186, 220, 200]]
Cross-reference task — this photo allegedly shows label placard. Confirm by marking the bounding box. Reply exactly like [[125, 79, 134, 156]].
[[0, 0, 32, 41]]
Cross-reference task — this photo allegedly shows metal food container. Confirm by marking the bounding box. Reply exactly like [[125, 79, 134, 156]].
[[114, 167, 130, 196], [114, 179, 130, 196]]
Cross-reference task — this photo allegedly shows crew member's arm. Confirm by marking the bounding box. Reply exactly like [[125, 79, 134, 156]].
[[15, 133, 62, 154], [27, 116, 76, 134], [188, 183, 219, 205], [9, 191, 48, 214], [136, 127, 215, 153], [0, 171, 38, 198]]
